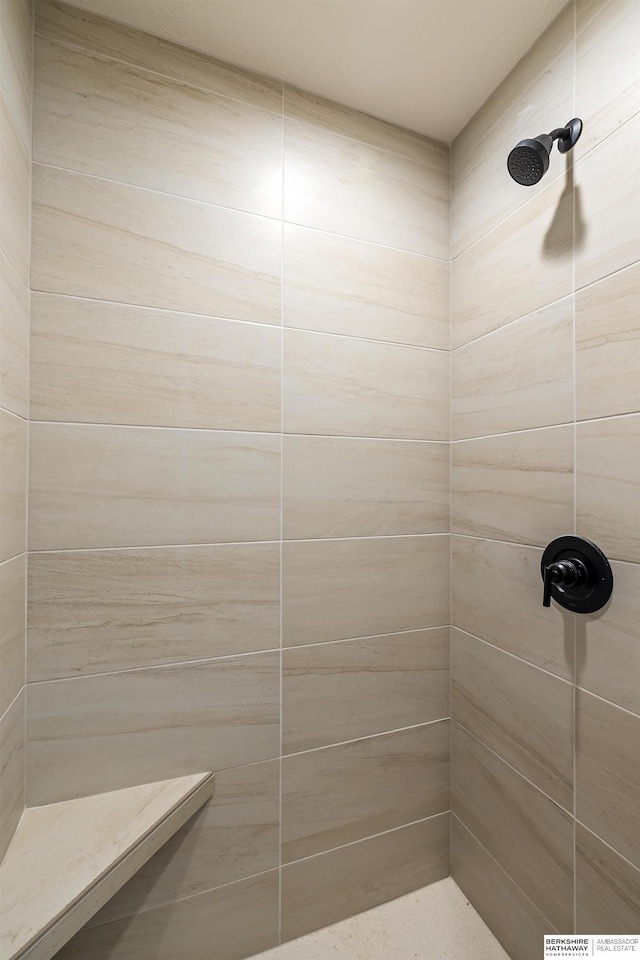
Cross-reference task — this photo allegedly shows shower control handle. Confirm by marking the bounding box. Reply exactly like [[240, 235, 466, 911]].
[[542, 558, 588, 607], [540, 536, 613, 614]]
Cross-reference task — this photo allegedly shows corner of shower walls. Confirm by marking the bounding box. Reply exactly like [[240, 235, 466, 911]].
[[24, 3, 453, 957], [0, 0, 33, 864], [450, 0, 640, 954]]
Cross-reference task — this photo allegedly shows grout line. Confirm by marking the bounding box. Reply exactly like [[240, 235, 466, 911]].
[[281, 718, 450, 760], [0, 550, 27, 567], [281, 810, 451, 869], [29, 421, 452, 440], [283, 623, 450, 652], [448, 132, 454, 869], [575, 686, 640, 723], [284, 115, 449, 175], [452, 718, 573, 818], [33, 158, 450, 265], [575, 820, 640, 876], [452, 409, 640, 444], [0, 404, 28, 424], [29, 533, 450, 556], [28, 627, 451, 687], [451, 814, 562, 933], [33, 29, 285, 118], [571, 3, 578, 932], [278, 88, 285, 947], [452, 625, 574, 688], [0, 687, 25, 729], [451, 292, 574, 352]]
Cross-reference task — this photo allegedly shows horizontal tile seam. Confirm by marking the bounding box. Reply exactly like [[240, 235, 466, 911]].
[[0, 86, 31, 160], [451, 293, 574, 352], [575, 686, 640, 724], [451, 533, 640, 570], [28, 535, 451, 555], [575, 820, 640, 876], [0, 685, 25, 727], [452, 625, 574, 690], [282, 717, 451, 759], [283, 215, 449, 261], [82, 865, 282, 932], [0, 551, 26, 567], [452, 107, 640, 264], [0, 404, 28, 424], [450, 35, 575, 190], [26, 646, 283, 686], [29, 421, 451, 439], [451, 719, 573, 817], [30, 289, 450, 351], [0, 246, 30, 290], [452, 422, 575, 444], [33, 29, 285, 118], [32, 159, 284, 224], [280, 809, 451, 869], [283, 623, 451, 651], [284, 115, 449, 173], [452, 812, 561, 933], [32, 161, 450, 263], [27, 533, 451, 555], [26, 624, 453, 686], [575, 251, 640, 295]]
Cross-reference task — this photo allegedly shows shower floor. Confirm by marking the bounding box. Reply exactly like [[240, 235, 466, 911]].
[[257, 878, 511, 960]]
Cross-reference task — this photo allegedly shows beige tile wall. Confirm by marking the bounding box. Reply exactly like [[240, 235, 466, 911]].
[[451, 0, 640, 951], [0, 0, 32, 862], [29, 2, 450, 955]]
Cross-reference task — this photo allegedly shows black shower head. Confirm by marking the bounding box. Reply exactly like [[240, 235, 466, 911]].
[[507, 118, 583, 186]]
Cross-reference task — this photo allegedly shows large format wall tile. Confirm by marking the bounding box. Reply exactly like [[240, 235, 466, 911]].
[[452, 816, 558, 960], [451, 40, 573, 258], [281, 815, 449, 941], [36, 0, 282, 113], [34, 37, 283, 218], [576, 823, 640, 934], [452, 2, 573, 186], [283, 436, 448, 538], [28, 543, 280, 681], [452, 536, 573, 680], [88, 760, 280, 926], [0, 0, 33, 148], [0, 689, 24, 862], [451, 175, 573, 348], [576, 689, 640, 868], [0, 250, 29, 418], [29, 423, 280, 551], [452, 426, 574, 547], [27, 651, 280, 804], [576, 0, 640, 157], [284, 120, 449, 258], [282, 628, 449, 754], [283, 536, 450, 646], [576, 262, 640, 421], [0, 408, 27, 562], [31, 165, 282, 323], [55, 870, 280, 960], [577, 559, 640, 717], [452, 298, 573, 440], [0, 554, 25, 716], [0, 92, 30, 284], [284, 329, 448, 441], [284, 85, 448, 168], [577, 413, 640, 563], [452, 629, 573, 809], [576, 116, 640, 290], [30, 294, 282, 430], [283, 223, 449, 349], [282, 723, 450, 862], [452, 725, 573, 931]]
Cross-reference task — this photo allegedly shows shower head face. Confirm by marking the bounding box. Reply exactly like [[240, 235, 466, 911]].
[[507, 137, 551, 186]]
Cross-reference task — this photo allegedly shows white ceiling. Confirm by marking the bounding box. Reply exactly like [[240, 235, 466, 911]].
[[66, 0, 567, 143]]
